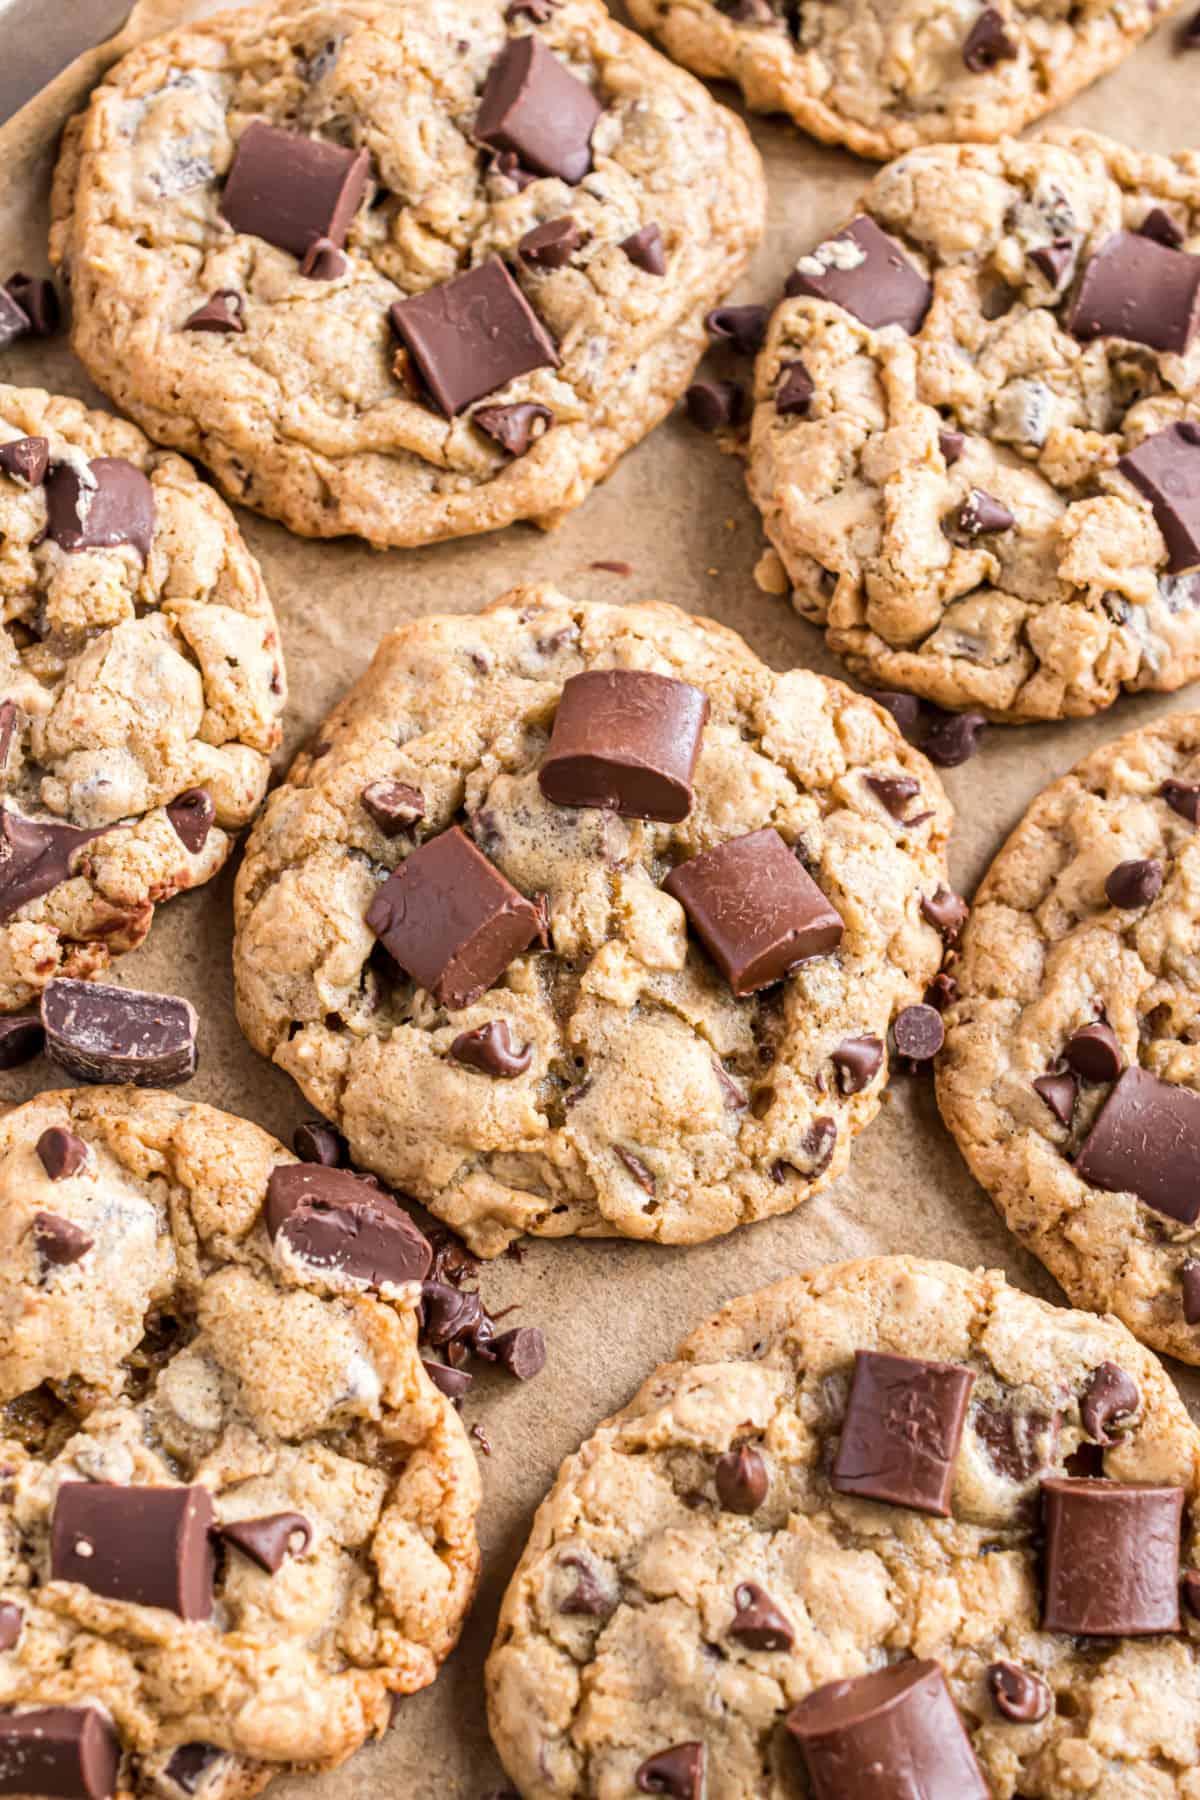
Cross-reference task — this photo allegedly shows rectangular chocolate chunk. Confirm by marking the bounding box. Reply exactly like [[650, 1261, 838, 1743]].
[[366, 825, 542, 1010], [1069, 231, 1200, 354], [785, 215, 931, 334], [663, 827, 843, 996], [0, 1708, 119, 1800], [1041, 1479, 1183, 1635], [538, 669, 709, 821], [51, 1483, 215, 1620], [266, 1164, 432, 1289], [44, 458, 155, 561], [1119, 424, 1200, 575], [474, 35, 600, 185], [41, 979, 199, 1087], [390, 259, 559, 416], [787, 1661, 989, 1800], [219, 120, 369, 258], [832, 1349, 975, 1515], [1074, 1064, 1200, 1224]]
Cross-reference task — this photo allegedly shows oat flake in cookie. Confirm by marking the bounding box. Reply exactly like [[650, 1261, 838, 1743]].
[[749, 130, 1200, 723], [0, 385, 284, 1013], [0, 1087, 480, 1800], [938, 711, 1200, 1364], [487, 1256, 1200, 1797], [233, 591, 955, 1257], [50, 0, 765, 549]]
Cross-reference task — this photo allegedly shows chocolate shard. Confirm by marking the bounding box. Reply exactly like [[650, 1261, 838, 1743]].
[[1162, 777, 1200, 822], [487, 150, 539, 192], [474, 401, 553, 456], [421, 1281, 487, 1348], [705, 303, 769, 354], [366, 825, 542, 1010], [865, 773, 919, 819], [972, 1400, 1057, 1484], [958, 487, 1014, 535], [44, 458, 155, 561], [727, 1582, 793, 1651], [921, 886, 968, 939], [1105, 857, 1163, 909], [450, 1020, 532, 1078], [474, 35, 600, 185], [540, 669, 709, 823], [1182, 1257, 1200, 1325], [292, 1120, 345, 1167], [1080, 1362, 1139, 1445], [685, 379, 744, 432], [41, 980, 198, 1087], [0, 435, 49, 485], [0, 1707, 120, 1800], [986, 1660, 1050, 1724], [1063, 1020, 1123, 1083], [490, 1326, 546, 1380], [167, 788, 215, 856], [183, 291, 245, 334], [715, 1445, 768, 1514], [962, 5, 1018, 68], [1120, 424, 1200, 575], [832, 1349, 975, 1515], [423, 1358, 473, 1401], [786, 215, 931, 335], [939, 428, 965, 465], [0, 1015, 44, 1069], [1028, 238, 1074, 289], [519, 216, 587, 270], [1070, 231, 1200, 354], [923, 711, 987, 767], [361, 780, 424, 837], [266, 1163, 432, 1289], [893, 1003, 944, 1061], [620, 224, 666, 275], [832, 1034, 883, 1095], [36, 1127, 88, 1181], [299, 237, 347, 281], [557, 1552, 610, 1616], [33, 1213, 93, 1268], [786, 1660, 989, 1800], [6, 273, 59, 337], [390, 259, 559, 417], [0, 805, 107, 923], [776, 359, 815, 416], [0, 289, 28, 349], [220, 1512, 311, 1574], [1140, 207, 1185, 250], [1033, 1069, 1078, 1126], [1075, 1065, 1200, 1225], [219, 120, 369, 258], [1041, 1478, 1183, 1634], [51, 1482, 215, 1620], [635, 1743, 704, 1798], [0, 1605, 21, 1652], [664, 828, 843, 996], [163, 1745, 224, 1796], [925, 971, 959, 1012]]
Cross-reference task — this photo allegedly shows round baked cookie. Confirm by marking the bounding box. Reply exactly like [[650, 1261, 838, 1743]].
[[624, 0, 1179, 162], [937, 711, 1200, 1365], [748, 129, 1200, 723], [233, 589, 956, 1257], [0, 385, 285, 1013], [49, 0, 765, 549], [487, 1255, 1200, 1798], [0, 1086, 480, 1800]]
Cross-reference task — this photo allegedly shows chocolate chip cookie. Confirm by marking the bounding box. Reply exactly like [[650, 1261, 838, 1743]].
[[748, 129, 1200, 722], [0, 1086, 480, 1800], [937, 710, 1200, 1364], [624, 0, 1178, 162], [50, 0, 765, 549], [232, 590, 956, 1257], [0, 384, 285, 1013], [487, 1255, 1200, 1798]]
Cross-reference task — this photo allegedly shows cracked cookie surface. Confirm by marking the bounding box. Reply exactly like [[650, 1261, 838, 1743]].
[[0, 1086, 480, 1798], [0, 384, 284, 1012], [748, 130, 1200, 722], [232, 590, 954, 1257], [938, 711, 1200, 1364], [50, 0, 764, 549], [487, 1255, 1200, 1799]]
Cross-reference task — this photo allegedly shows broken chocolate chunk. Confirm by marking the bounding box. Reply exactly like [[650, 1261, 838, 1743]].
[[390, 259, 559, 417], [787, 1660, 989, 1800], [474, 401, 553, 456], [0, 806, 109, 923], [939, 427, 965, 465], [299, 237, 347, 280], [1070, 230, 1200, 354], [474, 35, 600, 185], [1140, 207, 1185, 250], [0, 435, 49, 485], [0, 1707, 119, 1800], [450, 1020, 532, 1078], [51, 1482, 215, 1620], [41, 980, 198, 1086], [958, 488, 1014, 535], [519, 216, 587, 270], [423, 1359, 473, 1401], [219, 120, 369, 258], [832, 1034, 884, 1096], [36, 1127, 88, 1182], [540, 669, 709, 822], [0, 1606, 21, 1653], [0, 289, 28, 349], [1033, 1069, 1078, 1126], [6, 273, 58, 337], [923, 711, 987, 767], [490, 1327, 546, 1380], [220, 1512, 311, 1574], [163, 1745, 223, 1796], [44, 458, 155, 561], [1119, 424, 1200, 575], [360, 780, 424, 837], [868, 689, 922, 734], [962, 5, 1018, 69], [166, 789, 215, 856], [921, 886, 968, 938], [865, 773, 920, 819], [1028, 239, 1074, 288], [266, 1164, 432, 1289], [1182, 1257, 1200, 1325], [0, 1015, 43, 1070], [1075, 1065, 1200, 1225], [833, 1349, 974, 1514], [293, 1120, 344, 1167], [786, 215, 931, 335], [1041, 1478, 1182, 1634], [775, 359, 814, 416], [1162, 777, 1200, 822]]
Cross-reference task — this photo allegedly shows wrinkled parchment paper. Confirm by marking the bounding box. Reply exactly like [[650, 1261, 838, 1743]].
[[1, 3, 1199, 1789]]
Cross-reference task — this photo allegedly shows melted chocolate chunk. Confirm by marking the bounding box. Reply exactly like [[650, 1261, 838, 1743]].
[[635, 1743, 704, 1798], [540, 669, 709, 822], [220, 1512, 311, 1574], [475, 36, 600, 185], [183, 291, 245, 334], [557, 1552, 610, 1616], [986, 1661, 1050, 1724], [33, 1213, 93, 1268], [1070, 231, 1200, 354], [1041, 1478, 1183, 1634], [1080, 1362, 1139, 1445], [786, 215, 932, 334], [832, 1034, 884, 1095], [1075, 1065, 1200, 1225], [35, 1127, 88, 1182], [167, 789, 215, 856], [266, 1164, 432, 1289], [360, 780, 424, 837], [0, 1707, 119, 1800], [1063, 1020, 1123, 1083], [475, 402, 551, 457], [51, 1482, 215, 1620], [620, 224, 666, 275], [921, 886, 968, 939], [787, 1660, 989, 1800], [0, 435, 49, 485], [1119, 424, 1200, 575], [973, 1400, 1056, 1483], [715, 1445, 768, 1513], [727, 1582, 793, 1650], [705, 303, 769, 354], [44, 458, 155, 560], [450, 1019, 532, 1078], [1105, 857, 1164, 909], [962, 5, 1018, 68], [219, 121, 369, 258], [390, 259, 559, 417], [833, 1350, 974, 1514], [41, 980, 198, 1087], [0, 805, 108, 923], [519, 215, 587, 270]]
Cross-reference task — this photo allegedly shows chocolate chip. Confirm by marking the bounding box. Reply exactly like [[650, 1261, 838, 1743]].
[[0, 289, 28, 348], [620, 224, 666, 275], [786, 215, 931, 334], [390, 259, 559, 417], [490, 1326, 546, 1380], [1080, 1362, 1139, 1445], [775, 358, 815, 416], [867, 689, 922, 734], [832, 1035, 883, 1095], [832, 1349, 974, 1514], [921, 887, 968, 939], [665, 828, 843, 996], [450, 1020, 532, 1078], [0, 1605, 21, 1652], [0, 805, 112, 923], [33, 1212, 93, 1267], [1033, 1069, 1078, 1126], [183, 291, 245, 333], [1071, 230, 1200, 354], [36, 1127, 88, 1181], [893, 1004, 944, 1061], [1119, 424, 1200, 575], [925, 971, 960, 1012], [635, 1743, 704, 1798], [958, 487, 1014, 535], [474, 36, 600, 185], [685, 378, 744, 432], [41, 980, 198, 1086], [715, 1446, 768, 1514], [423, 1359, 473, 1401], [266, 1164, 432, 1288], [787, 1661, 989, 1800], [1076, 1066, 1200, 1224], [1184, 1568, 1200, 1616], [167, 788, 215, 855], [367, 826, 542, 1009], [973, 1400, 1057, 1483], [519, 216, 587, 270], [51, 1482, 215, 1619], [1140, 207, 1185, 250], [474, 401, 553, 456], [705, 303, 769, 354], [293, 1120, 345, 1166], [727, 1582, 793, 1650], [1182, 1257, 1200, 1324], [0, 435, 49, 485], [6, 273, 58, 337], [299, 236, 347, 280], [0, 1708, 119, 1800], [962, 5, 1018, 68], [1063, 1020, 1123, 1083], [220, 1512, 311, 1574], [1105, 857, 1164, 909], [0, 1015, 43, 1069], [1028, 238, 1074, 288], [360, 780, 424, 837], [865, 773, 920, 818], [938, 427, 965, 465], [540, 669, 709, 822], [923, 711, 987, 767], [164, 1746, 224, 1795], [986, 1660, 1050, 1724], [1041, 1477, 1182, 1634], [220, 121, 369, 258], [1161, 777, 1200, 822], [44, 458, 155, 560]]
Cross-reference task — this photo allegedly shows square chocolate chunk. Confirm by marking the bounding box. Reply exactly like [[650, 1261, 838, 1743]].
[[1074, 1064, 1200, 1224], [51, 1483, 215, 1620], [664, 828, 843, 996], [785, 215, 931, 334], [219, 120, 369, 259], [474, 35, 601, 185], [539, 669, 709, 821], [0, 1708, 119, 1800], [1069, 231, 1200, 355], [1041, 1479, 1183, 1635], [1119, 424, 1200, 575], [832, 1349, 975, 1515], [389, 259, 559, 417], [787, 1660, 989, 1800]]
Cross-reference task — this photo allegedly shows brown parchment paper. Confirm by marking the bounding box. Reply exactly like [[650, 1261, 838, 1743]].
[[1, 4, 1199, 1790]]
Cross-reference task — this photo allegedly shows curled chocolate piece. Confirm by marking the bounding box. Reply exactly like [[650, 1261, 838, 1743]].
[[715, 1445, 768, 1514], [220, 121, 369, 258], [1104, 857, 1164, 909], [635, 1742, 704, 1797], [0, 435, 49, 485], [786, 215, 932, 334], [35, 1127, 88, 1181], [51, 1482, 215, 1620], [986, 1660, 1050, 1724], [220, 1512, 312, 1574], [1041, 1477, 1183, 1635], [474, 402, 553, 457], [832, 1035, 883, 1096], [727, 1581, 793, 1650], [1075, 1065, 1200, 1225], [474, 36, 601, 185], [1063, 1020, 1123, 1083], [44, 458, 155, 560], [1080, 1362, 1139, 1445], [540, 669, 709, 823], [41, 980, 198, 1087], [832, 1349, 974, 1515], [167, 788, 215, 855], [0, 1707, 119, 1800], [390, 260, 559, 418], [266, 1163, 432, 1289], [786, 1659, 989, 1800]]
